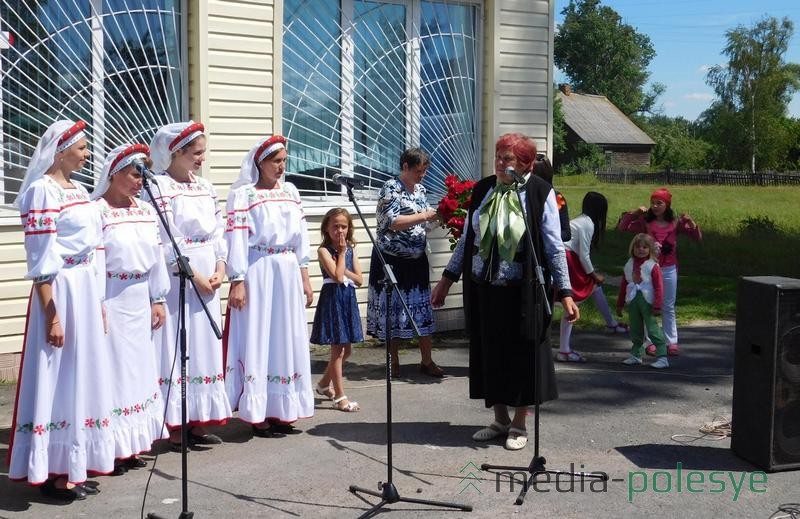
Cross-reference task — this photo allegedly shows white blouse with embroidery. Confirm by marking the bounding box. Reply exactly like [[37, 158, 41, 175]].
[[142, 172, 226, 265], [19, 176, 103, 284], [95, 198, 171, 303], [224, 182, 310, 281]]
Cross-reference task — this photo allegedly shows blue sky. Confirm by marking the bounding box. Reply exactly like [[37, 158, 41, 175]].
[[554, 0, 800, 121]]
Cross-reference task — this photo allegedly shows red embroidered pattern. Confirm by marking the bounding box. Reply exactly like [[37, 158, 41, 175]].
[[250, 244, 295, 255], [107, 271, 149, 281], [112, 392, 159, 417], [16, 420, 70, 435], [84, 416, 111, 429], [159, 373, 224, 386]]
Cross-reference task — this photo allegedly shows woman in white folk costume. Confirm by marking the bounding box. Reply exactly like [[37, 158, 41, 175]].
[[92, 144, 170, 472], [143, 121, 231, 449], [8, 120, 114, 500], [225, 135, 314, 437]]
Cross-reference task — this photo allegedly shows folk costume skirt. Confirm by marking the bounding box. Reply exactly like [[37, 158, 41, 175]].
[[565, 250, 595, 303], [8, 261, 115, 484], [224, 249, 314, 424], [156, 242, 231, 428], [366, 247, 435, 340], [105, 275, 167, 458]]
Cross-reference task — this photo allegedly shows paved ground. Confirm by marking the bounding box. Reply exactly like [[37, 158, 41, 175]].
[[0, 324, 797, 518]]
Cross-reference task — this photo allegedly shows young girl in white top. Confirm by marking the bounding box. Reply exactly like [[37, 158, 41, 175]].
[[617, 233, 669, 369], [557, 192, 627, 362]]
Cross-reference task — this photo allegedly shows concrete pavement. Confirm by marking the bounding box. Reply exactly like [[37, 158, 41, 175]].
[[0, 324, 796, 518]]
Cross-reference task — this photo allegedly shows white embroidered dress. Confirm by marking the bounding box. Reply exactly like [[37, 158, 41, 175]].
[[224, 182, 314, 423], [142, 172, 232, 427], [97, 198, 170, 457], [9, 176, 115, 484]]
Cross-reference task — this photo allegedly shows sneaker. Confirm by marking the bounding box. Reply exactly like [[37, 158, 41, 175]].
[[606, 322, 630, 334], [622, 355, 642, 365], [667, 344, 680, 356], [651, 357, 670, 369], [645, 344, 657, 356]]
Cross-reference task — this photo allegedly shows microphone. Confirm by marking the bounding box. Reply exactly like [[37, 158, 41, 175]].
[[132, 158, 159, 184], [331, 174, 365, 189], [505, 166, 526, 185]]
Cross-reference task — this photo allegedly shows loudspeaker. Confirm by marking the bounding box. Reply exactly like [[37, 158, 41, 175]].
[[732, 276, 800, 472]]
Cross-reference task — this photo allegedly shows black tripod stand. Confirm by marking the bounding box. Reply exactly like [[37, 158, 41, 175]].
[[480, 171, 607, 505], [339, 181, 471, 518], [141, 171, 223, 519]]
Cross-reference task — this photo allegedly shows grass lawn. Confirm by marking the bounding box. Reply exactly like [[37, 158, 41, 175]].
[[552, 175, 800, 329]]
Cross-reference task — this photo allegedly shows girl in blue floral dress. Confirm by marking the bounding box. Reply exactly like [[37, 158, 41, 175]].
[[311, 208, 364, 412]]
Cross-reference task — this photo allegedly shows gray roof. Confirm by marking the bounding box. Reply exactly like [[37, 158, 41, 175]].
[[558, 91, 655, 146]]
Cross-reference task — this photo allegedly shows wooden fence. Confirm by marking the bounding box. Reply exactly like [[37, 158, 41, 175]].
[[595, 170, 800, 186]]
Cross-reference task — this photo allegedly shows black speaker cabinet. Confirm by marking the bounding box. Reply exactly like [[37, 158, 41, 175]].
[[732, 276, 800, 472]]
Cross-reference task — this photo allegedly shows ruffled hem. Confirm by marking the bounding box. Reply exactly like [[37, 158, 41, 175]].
[[112, 411, 169, 459], [238, 389, 315, 424], [162, 389, 232, 427], [8, 435, 115, 484]]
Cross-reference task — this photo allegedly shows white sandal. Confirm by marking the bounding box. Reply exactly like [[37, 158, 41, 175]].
[[332, 395, 360, 412], [472, 420, 510, 441], [505, 427, 528, 450], [315, 383, 334, 400]]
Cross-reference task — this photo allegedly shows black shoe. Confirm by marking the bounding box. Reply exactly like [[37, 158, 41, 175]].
[[268, 422, 302, 435], [188, 431, 223, 445], [40, 479, 86, 501], [251, 424, 274, 438], [124, 457, 148, 469], [76, 483, 99, 495], [112, 463, 128, 476], [168, 440, 183, 452]]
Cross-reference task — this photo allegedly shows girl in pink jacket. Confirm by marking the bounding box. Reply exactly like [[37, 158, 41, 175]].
[[618, 188, 702, 356]]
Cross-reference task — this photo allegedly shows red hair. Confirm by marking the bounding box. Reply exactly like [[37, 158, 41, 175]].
[[496, 133, 537, 172]]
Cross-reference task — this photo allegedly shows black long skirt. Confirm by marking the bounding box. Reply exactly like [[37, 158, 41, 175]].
[[467, 282, 557, 407]]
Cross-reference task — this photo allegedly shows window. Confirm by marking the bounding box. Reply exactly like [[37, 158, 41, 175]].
[[283, 0, 481, 199], [0, 0, 184, 205]]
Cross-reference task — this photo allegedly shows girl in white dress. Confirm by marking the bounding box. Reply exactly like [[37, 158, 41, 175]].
[[224, 135, 314, 437], [92, 144, 170, 472], [144, 122, 232, 449], [8, 120, 114, 500]]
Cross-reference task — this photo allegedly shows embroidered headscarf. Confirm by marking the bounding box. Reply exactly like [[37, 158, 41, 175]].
[[149, 121, 205, 172], [91, 143, 149, 200], [230, 135, 287, 190], [14, 120, 86, 208]]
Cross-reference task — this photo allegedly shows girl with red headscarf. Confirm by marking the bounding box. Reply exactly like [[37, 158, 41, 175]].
[[618, 188, 702, 356]]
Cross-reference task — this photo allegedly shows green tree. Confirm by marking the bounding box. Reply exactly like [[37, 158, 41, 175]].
[[554, 0, 664, 115], [643, 116, 712, 170], [705, 16, 800, 172]]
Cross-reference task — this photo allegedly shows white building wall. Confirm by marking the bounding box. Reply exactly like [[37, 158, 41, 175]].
[[0, 0, 555, 380]]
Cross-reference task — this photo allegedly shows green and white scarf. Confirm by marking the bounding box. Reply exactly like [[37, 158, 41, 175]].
[[478, 180, 526, 262]]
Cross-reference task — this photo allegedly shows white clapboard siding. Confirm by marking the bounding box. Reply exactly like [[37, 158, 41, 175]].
[[484, 0, 554, 170]]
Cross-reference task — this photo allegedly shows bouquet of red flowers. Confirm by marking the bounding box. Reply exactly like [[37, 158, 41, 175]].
[[437, 174, 476, 249]]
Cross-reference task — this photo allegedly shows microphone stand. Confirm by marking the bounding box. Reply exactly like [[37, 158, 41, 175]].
[[340, 181, 471, 518], [141, 173, 223, 519], [479, 173, 607, 505]]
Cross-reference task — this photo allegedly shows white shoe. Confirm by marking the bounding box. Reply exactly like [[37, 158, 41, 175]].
[[651, 357, 670, 369], [622, 355, 642, 365], [504, 427, 528, 450]]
